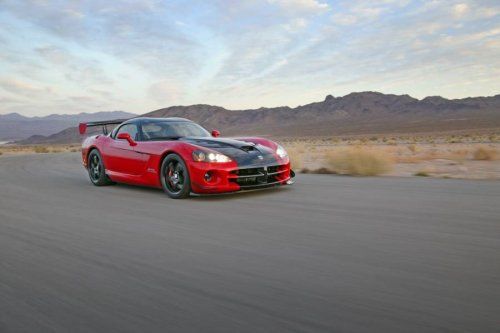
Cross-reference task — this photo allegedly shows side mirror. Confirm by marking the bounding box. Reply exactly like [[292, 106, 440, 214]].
[[117, 132, 137, 146], [211, 130, 220, 137]]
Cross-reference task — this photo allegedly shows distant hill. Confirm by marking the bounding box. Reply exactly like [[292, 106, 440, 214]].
[[0, 111, 137, 141], [15, 92, 500, 144], [144, 92, 500, 136]]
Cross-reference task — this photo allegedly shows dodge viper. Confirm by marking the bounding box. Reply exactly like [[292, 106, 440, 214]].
[[79, 117, 295, 198]]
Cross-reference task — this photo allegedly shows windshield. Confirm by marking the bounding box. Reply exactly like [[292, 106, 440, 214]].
[[141, 121, 210, 141]]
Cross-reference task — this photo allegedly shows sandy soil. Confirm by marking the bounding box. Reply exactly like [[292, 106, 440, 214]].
[[1, 142, 499, 180], [284, 142, 500, 180], [0, 144, 80, 156]]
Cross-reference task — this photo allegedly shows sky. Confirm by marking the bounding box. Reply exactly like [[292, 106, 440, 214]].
[[0, 0, 499, 116]]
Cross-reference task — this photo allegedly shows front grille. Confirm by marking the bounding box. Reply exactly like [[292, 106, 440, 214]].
[[267, 165, 279, 173], [229, 165, 288, 188]]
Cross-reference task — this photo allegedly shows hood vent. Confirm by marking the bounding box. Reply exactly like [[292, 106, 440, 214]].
[[240, 145, 256, 152]]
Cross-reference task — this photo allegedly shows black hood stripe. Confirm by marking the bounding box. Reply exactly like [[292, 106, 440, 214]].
[[181, 137, 278, 167]]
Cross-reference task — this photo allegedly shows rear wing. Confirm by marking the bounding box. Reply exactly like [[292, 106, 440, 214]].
[[79, 119, 129, 135]]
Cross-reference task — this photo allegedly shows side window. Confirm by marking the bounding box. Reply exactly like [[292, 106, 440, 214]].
[[115, 124, 139, 141]]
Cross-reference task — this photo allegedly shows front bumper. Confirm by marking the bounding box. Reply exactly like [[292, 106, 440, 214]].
[[188, 162, 293, 194]]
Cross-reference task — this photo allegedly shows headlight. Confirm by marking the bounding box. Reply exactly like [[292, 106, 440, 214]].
[[192, 150, 231, 163], [276, 145, 288, 158]]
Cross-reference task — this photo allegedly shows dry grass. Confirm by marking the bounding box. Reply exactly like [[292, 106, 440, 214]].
[[407, 144, 419, 154], [34, 146, 49, 153], [473, 147, 497, 161], [396, 146, 472, 163], [278, 135, 500, 179], [284, 142, 306, 170], [0, 144, 79, 155], [324, 147, 393, 176], [287, 149, 303, 170]]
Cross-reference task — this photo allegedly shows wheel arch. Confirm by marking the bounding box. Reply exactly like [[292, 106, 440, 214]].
[[85, 146, 100, 167], [158, 149, 175, 170], [87, 145, 99, 156]]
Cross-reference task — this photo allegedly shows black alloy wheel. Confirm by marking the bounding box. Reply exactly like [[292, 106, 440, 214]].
[[87, 149, 113, 186], [160, 154, 191, 199]]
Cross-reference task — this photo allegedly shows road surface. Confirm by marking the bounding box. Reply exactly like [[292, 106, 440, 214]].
[[1, 153, 499, 332]]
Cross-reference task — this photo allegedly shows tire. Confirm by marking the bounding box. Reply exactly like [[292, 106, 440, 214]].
[[87, 149, 114, 186], [160, 153, 191, 199]]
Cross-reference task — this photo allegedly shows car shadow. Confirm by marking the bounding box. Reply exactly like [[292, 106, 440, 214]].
[[111, 182, 293, 201], [191, 185, 294, 201]]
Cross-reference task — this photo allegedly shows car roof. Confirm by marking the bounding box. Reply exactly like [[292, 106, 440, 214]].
[[123, 117, 192, 125]]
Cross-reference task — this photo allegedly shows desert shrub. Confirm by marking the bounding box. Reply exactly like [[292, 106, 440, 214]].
[[447, 149, 470, 162], [285, 143, 306, 170], [70, 148, 79, 152], [34, 146, 49, 153], [489, 134, 499, 143], [324, 148, 393, 176], [407, 144, 418, 154], [473, 147, 497, 161], [314, 167, 336, 174], [396, 155, 422, 164], [0, 151, 3, 156], [414, 171, 429, 177], [287, 148, 304, 170]]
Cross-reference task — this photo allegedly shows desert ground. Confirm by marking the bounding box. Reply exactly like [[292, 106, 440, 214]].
[[282, 134, 500, 180], [3, 134, 498, 179], [0, 144, 81, 155]]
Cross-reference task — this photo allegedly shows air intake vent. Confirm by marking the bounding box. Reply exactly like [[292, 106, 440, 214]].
[[240, 146, 256, 152]]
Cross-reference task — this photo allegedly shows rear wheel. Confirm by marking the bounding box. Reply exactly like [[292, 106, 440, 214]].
[[88, 149, 113, 186], [160, 154, 191, 199]]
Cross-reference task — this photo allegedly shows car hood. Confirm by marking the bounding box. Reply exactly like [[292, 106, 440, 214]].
[[180, 137, 278, 166]]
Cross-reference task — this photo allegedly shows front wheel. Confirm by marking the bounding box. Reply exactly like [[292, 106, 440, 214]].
[[88, 149, 114, 186], [160, 154, 191, 199]]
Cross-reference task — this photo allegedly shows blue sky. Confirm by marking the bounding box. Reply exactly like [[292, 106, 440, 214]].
[[0, 0, 499, 116]]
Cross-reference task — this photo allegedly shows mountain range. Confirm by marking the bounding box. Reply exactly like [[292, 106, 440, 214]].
[[10, 92, 500, 144], [0, 111, 137, 141]]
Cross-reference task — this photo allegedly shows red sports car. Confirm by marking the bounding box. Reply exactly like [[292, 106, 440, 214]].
[[79, 117, 295, 198]]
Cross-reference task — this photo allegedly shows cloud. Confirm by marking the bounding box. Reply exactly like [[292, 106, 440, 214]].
[[331, 0, 411, 26], [35, 45, 71, 65], [0, 0, 499, 115], [0, 96, 24, 104], [148, 80, 183, 105], [1, 0, 198, 78], [332, 14, 357, 25], [0, 78, 53, 97], [61, 8, 85, 20], [477, 6, 500, 18], [267, 0, 329, 15], [283, 17, 308, 31], [453, 3, 469, 18]]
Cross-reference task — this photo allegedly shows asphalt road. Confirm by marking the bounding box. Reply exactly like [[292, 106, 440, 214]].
[[1, 153, 500, 332]]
